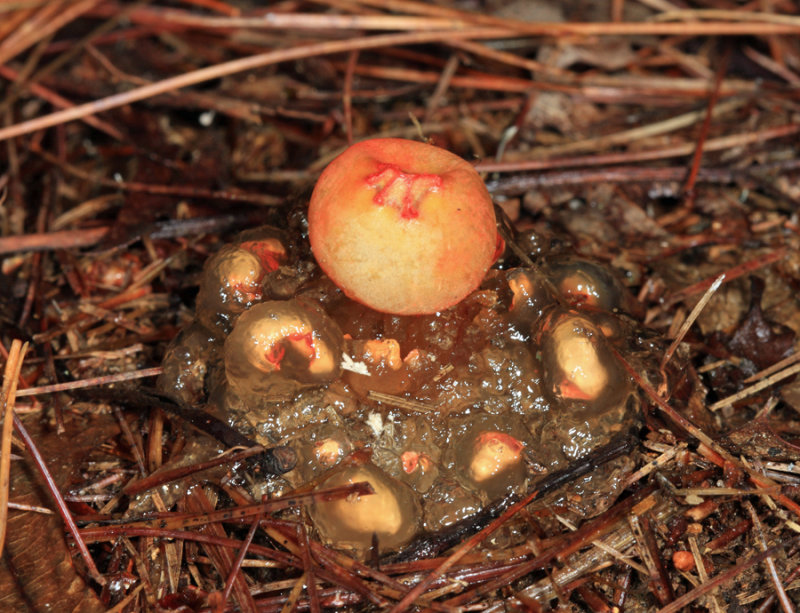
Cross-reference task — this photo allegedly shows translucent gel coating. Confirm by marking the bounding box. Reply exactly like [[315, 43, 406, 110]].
[[185, 238, 651, 546], [310, 463, 420, 553], [538, 310, 630, 410], [224, 300, 343, 398], [157, 322, 221, 406], [308, 138, 499, 315], [506, 267, 556, 333], [449, 415, 530, 499], [552, 318, 608, 400], [467, 431, 524, 484], [196, 246, 265, 331], [545, 257, 643, 317]]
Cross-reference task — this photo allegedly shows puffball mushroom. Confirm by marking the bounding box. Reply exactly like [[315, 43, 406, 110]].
[[308, 138, 501, 315], [195, 232, 288, 332], [196, 246, 266, 331], [467, 431, 524, 485], [224, 300, 343, 398], [311, 464, 420, 553], [538, 310, 629, 408]]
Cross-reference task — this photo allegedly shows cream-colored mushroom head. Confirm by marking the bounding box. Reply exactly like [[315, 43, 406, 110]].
[[308, 138, 502, 315], [224, 300, 343, 394], [467, 431, 524, 484], [550, 315, 609, 401], [311, 464, 420, 552]]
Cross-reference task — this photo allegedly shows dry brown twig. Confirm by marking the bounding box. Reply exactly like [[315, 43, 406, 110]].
[[0, 339, 27, 556]]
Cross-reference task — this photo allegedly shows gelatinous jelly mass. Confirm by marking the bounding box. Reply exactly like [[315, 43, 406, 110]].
[[160, 217, 655, 554], [224, 300, 343, 400], [310, 464, 421, 553], [195, 228, 289, 332]]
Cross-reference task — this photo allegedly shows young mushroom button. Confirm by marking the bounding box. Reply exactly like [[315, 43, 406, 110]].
[[195, 246, 265, 331], [195, 237, 288, 332], [224, 300, 343, 397], [311, 463, 420, 553], [308, 138, 503, 315]]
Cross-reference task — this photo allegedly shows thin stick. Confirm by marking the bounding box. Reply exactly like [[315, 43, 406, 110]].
[[12, 413, 105, 584], [657, 536, 800, 613], [348, 0, 800, 35], [663, 249, 786, 307], [299, 523, 322, 613], [388, 483, 568, 612], [7, 501, 54, 514], [367, 390, 435, 413], [15, 367, 162, 397], [222, 516, 260, 604], [710, 362, 800, 412], [89, 482, 374, 531], [476, 124, 800, 173], [653, 9, 800, 25], [680, 45, 731, 209], [0, 226, 109, 255], [742, 352, 800, 385], [745, 500, 794, 613], [0, 28, 511, 143], [0, 64, 123, 139], [614, 347, 800, 520], [0, 0, 100, 66], [661, 274, 725, 369], [122, 445, 269, 497], [84, 3, 800, 33], [0, 339, 27, 556]]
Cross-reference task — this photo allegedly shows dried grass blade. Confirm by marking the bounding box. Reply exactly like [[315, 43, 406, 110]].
[[710, 362, 800, 412], [0, 339, 27, 556], [745, 501, 795, 613], [0, 28, 512, 143], [12, 410, 105, 584], [0, 0, 103, 65], [186, 488, 258, 612], [663, 248, 786, 307], [222, 517, 261, 604], [661, 273, 725, 369], [93, 482, 373, 532], [15, 367, 162, 397]]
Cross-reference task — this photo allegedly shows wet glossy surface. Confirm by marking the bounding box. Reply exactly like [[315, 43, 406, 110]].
[[159, 226, 656, 554], [310, 463, 421, 553]]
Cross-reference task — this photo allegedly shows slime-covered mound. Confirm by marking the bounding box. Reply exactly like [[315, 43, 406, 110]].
[[158, 141, 656, 556], [159, 225, 655, 555]]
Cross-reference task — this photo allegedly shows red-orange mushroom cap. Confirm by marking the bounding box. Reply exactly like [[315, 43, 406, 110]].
[[308, 138, 501, 315]]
